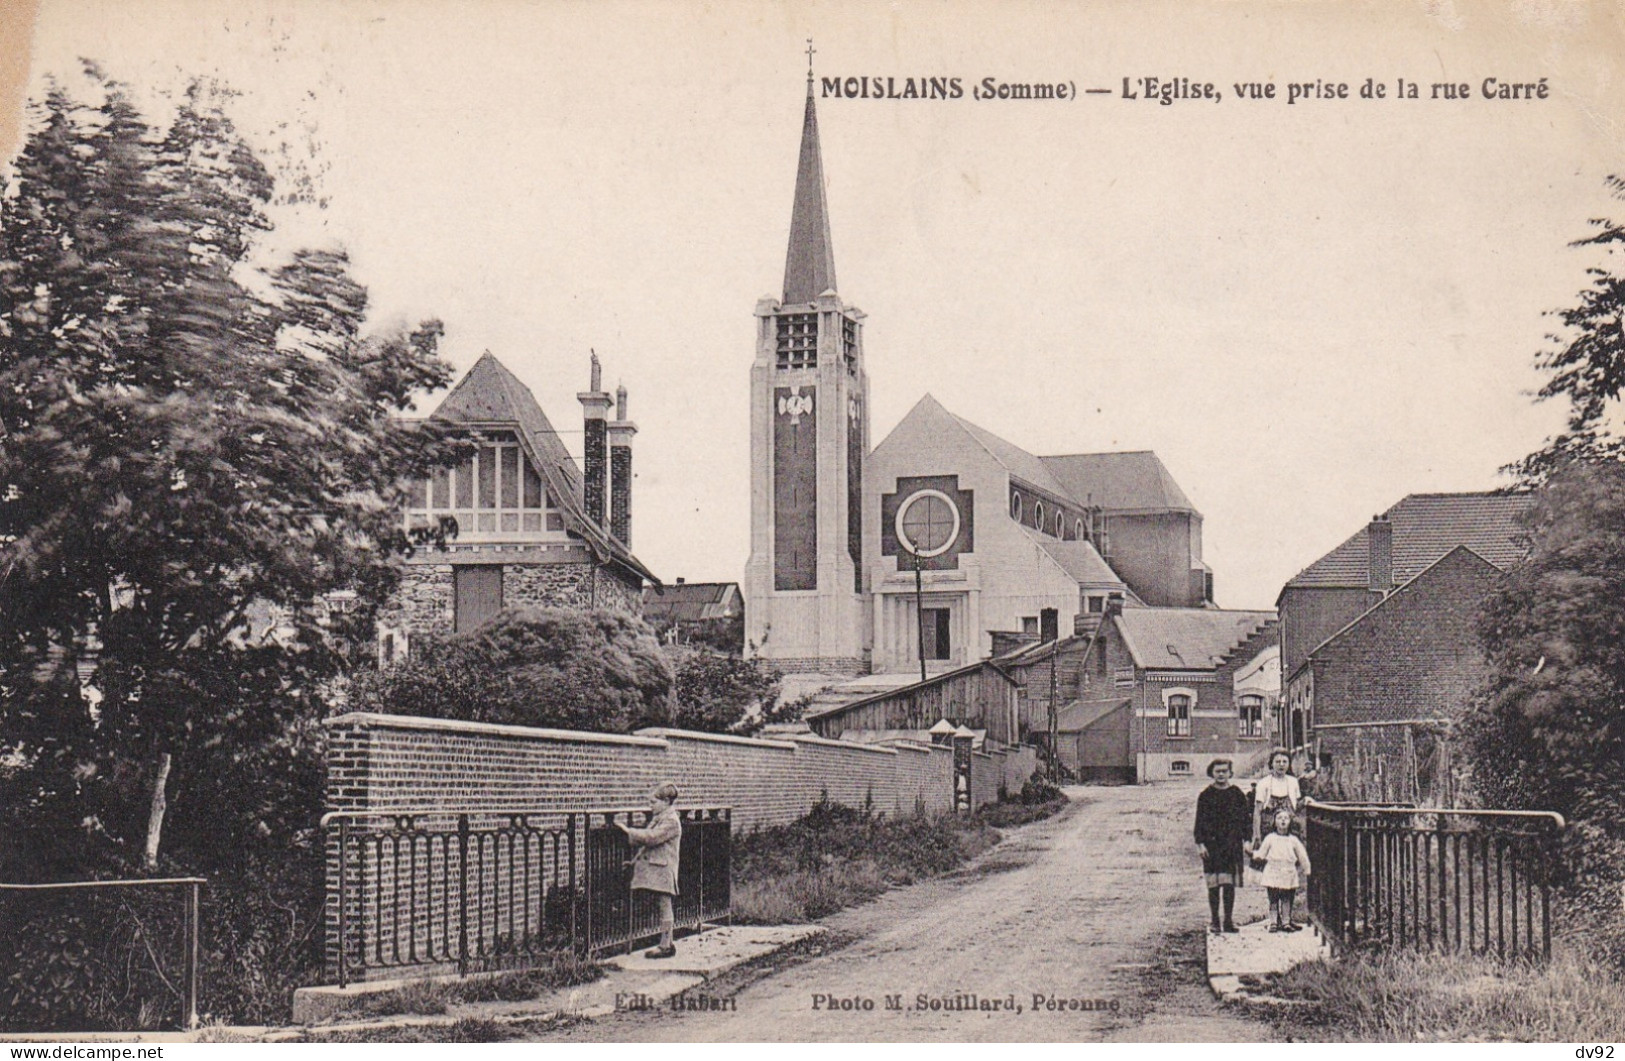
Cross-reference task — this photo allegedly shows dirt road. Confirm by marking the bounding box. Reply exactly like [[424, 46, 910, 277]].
[[536, 782, 1276, 1043]]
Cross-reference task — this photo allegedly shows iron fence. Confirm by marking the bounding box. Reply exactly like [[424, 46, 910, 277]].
[[584, 808, 731, 956], [1304, 800, 1566, 961], [325, 806, 732, 983], [0, 878, 204, 1032], [325, 811, 579, 987]]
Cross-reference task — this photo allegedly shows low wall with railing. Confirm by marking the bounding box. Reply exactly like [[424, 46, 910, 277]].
[[1304, 801, 1566, 961], [321, 712, 960, 980]]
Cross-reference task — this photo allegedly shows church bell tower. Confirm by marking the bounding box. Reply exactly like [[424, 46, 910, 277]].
[[744, 66, 871, 679]]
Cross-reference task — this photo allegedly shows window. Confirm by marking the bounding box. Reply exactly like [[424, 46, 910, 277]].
[[1087, 595, 1104, 614], [1238, 695, 1265, 739], [1034, 500, 1045, 529], [1010, 492, 1023, 521], [1166, 693, 1191, 737], [408, 437, 560, 539], [896, 490, 960, 558], [921, 607, 951, 660], [776, 313, 818, 369], [1054, 510, 1064, 537], [454, 565, 503, 634], [1021, 616, 1039, 636], [1170, 760, 1192, 775], [1075, 518, 1085, 541]]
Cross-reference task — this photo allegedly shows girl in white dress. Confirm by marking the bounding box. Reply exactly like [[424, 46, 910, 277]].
[[1253, 808, 1312, 931]]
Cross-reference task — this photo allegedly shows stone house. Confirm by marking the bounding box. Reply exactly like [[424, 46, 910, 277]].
[[378, 352, 658, 661]]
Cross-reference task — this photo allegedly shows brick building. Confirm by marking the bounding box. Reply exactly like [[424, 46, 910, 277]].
[[1277, 491, 1529, 761], [998, 607, 1279, 782], [378, 352, 657, 659], [745, 74, 1212, 696]]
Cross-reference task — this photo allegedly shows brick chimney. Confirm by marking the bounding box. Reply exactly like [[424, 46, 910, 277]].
[[577, 353, 612, 528], [1368, 513, 1394, 593], [608, 383, 637, 545]]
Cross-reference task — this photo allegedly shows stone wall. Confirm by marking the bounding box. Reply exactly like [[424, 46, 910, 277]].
[[379, 550, 643, 651]]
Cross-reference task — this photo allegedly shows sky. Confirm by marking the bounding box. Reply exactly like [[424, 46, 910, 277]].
[[10, 0, 1625, 609]]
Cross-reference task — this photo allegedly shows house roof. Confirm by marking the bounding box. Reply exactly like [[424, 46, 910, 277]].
[[1114, 608, 1276, 671], [1284, 491, 1531, 592], [642, 581, 741, 622], [1021, 529, 1124, 588], [1056, 697, 1131, 733], [1040, 452, 1198, 514], [427, 353, 658, 585]]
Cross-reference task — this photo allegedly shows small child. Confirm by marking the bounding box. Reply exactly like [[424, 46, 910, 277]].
[[1252, 808, 1311, 932]]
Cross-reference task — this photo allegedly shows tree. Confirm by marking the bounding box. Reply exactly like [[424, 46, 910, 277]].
[[348, 607, 675, 733], [1514, 175, 1625, 480], [1463, 462, 1625, 960], [670, 649, 782, 734], [0, 69, 454, 877]]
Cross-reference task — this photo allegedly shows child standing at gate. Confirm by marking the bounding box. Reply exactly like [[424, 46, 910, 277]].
[[1253, 808, 1311, 932], [618, 782, 683, 959]]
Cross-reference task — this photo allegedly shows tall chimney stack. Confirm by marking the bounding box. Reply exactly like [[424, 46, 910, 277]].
[[577, 352, 612, 527], [608, 383, 637, 545], [1367, 513, 1394, 594]]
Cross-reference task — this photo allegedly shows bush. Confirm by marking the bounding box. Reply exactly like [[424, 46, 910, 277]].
[[730, 795, 1000, 924], [670, 650, 782, 734], [349, 607, 674, 733]]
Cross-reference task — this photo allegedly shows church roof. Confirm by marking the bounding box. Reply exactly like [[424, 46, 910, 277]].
[[931, 400, 1074, 499], [782, 81, 838, 304], [1114, 608, 1276, 671], [427, 352, 657, 585], [1022, 529, 1124, 588], [1284, 491, 1530, 591], [1039, 452, 1197, 514]]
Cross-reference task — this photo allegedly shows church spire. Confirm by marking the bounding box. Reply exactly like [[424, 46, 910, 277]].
[[782, 53, 837, 305]]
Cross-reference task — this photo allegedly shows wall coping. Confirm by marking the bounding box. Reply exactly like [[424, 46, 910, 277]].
[[790, 733, 899, 756], [634, 727, 800, 750], [323, 712, 669, 748], [881, 740, 937, 755]]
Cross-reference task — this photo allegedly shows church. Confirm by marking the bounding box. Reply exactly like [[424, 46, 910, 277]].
[[744, 77, 1216, 694]]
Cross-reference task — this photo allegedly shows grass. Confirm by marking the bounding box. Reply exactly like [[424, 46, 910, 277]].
[[1253, 947, 1625, 1041], [299, 1016, 558, 1042], [730, 787, 1068, 924], [343, 951, 603, 1020]]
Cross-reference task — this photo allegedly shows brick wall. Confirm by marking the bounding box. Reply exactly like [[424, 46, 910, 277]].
[[1309, 547, 1501, 761], [323, 712, 956, 979]]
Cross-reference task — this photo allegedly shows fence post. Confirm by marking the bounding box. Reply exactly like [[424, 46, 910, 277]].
[[337, 818, 350, 989], [185, 881, 200, 1030], [568, 813, 579, 955], [458, 815, 470, 978]]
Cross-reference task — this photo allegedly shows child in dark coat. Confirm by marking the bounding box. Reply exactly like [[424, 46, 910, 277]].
[[1194, 758, 1251, 934]]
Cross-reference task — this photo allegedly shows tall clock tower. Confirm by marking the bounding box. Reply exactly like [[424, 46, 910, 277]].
[[744, 72, 871, 681]]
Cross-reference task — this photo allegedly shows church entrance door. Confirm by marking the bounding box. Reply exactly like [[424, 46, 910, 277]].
[[921, 607, 951, 660]]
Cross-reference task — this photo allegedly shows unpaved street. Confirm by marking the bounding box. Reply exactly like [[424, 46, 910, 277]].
[[538, 782, 1276, 1042]]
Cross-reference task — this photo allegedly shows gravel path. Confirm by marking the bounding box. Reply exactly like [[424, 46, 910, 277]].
[[536, 781, 1276, 1042]]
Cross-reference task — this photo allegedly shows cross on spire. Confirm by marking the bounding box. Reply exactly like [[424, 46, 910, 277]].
[[805, 38, 815, 81]]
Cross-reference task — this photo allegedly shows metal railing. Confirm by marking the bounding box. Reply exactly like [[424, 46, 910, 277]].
[[325, 811, 579, 987], [325, 806, 733, 983], [1304, 801, 1566, 961], [583, 808, 731, 956], [0, 877, 204, 1032]]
